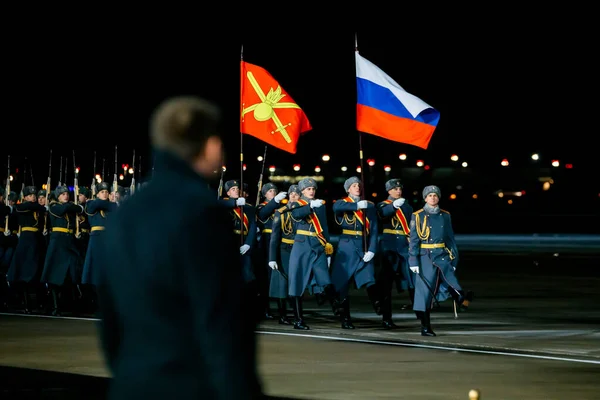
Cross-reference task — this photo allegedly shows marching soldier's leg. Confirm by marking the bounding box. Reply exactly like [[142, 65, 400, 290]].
[[365, 282, 382, 316], [277, 298, 291, 325], [339, 297, 355, 330], [293, 296, 309, 330]]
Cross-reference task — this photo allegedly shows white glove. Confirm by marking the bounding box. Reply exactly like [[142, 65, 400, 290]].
[[268, 261, 278, 270], [327, 256, 331, 267], [45, 205, 49, 211], [240, 244, 250, 255], [410, 266, 419, 273], [393, 198, 405, 208], [3, 230, 10, 236], [310, 200, 322, 208], [236, 197, 246, 206], [16, 233, 20, 238], [356, 200, 368, 209], [274, 192, 287, 203], [43, 230, 48, 236], [363, 251, 375, 263]]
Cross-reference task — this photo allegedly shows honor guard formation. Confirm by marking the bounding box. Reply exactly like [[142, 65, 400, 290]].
[[1, 167, 473, 337]]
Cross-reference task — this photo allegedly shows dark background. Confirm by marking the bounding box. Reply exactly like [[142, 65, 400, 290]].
[[1, 16, 597, 234]]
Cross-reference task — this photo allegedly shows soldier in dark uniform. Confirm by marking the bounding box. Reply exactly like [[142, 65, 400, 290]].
[[40, 185, 85, 315], [96, 96, 263, 399], [255, 182, 287, 320], [6, 186, 47, 313], [376, 178, 414, 329], [267, 184, 300, 325], [220, 180, 258, 291], [287, 178, 339, 330], [75, 186, 91, 261], [2, 192, 19, 272], [0, 188, 11, 309], [330, 177, 381, 329], [408, 185, 471, 336], [81, 182, 116, 312]]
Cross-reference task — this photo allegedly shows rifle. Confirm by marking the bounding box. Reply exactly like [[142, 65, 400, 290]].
[[58, 156, 63, 187], [72, 150, 80, 238], [43, 150, 52, 235], [255, 145, 267, 207], [4, 155, 10, 233], [91, 151, 97, 199], [217, 164, 225, 199], [112, 146, 118, 202], [130, 149, 136, 196], [19, 158, 26, 203], [137, 154, 141, 191]]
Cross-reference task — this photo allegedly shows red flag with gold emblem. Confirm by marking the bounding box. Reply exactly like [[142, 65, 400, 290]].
[[240, 61, 312, 154]]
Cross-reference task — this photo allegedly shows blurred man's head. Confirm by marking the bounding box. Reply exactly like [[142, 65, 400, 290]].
[[150, 96, 223, 177]]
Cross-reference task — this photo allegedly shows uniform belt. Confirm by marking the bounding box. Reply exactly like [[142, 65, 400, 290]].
[[420, 243, 446, 249], [91, 226, 105, 231], [21, 227, 39, 232], [342, 229, 362, 236], [52, 227, 74, 234], [281, 238, 294, 244], [262, 229, 272, 233], [233, 229, 248, 235], [383, 229, 406, 236], [0, 227, 4, 232], [80, 229, 90, 233], [296, 229, 317, 237]]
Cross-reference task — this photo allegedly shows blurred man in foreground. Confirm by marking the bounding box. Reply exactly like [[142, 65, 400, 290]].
[[96, 96, 264, 399]]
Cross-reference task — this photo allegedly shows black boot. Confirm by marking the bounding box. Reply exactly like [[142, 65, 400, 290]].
[[381, 296, 398, 330], [323, 284, 341, 316], [402, 288, 415, 310], [340, 298, 355, 329], [277, 299, 291, 325], [293, 297, 309, 330], [366, 284, 382, 315], [416, 310, 436, 336], [22, 286, 31, 314], [50, 288, 60, 316]]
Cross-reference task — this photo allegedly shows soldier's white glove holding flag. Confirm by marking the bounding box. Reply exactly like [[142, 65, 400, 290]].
[[410, 266, 419, 273], [357, 200, 368, 209], [274, 192, 287, 203], [363, 251, 375, 263], [393, 198, 405, 208], [236, 197, 246, 206], [240, 244, 250, 255], [3, 230, 10, 237], [310, 200, 323, 208], [268, 261, 278, 270]]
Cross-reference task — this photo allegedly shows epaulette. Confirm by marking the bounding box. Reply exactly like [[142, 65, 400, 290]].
[[440, 209, 450, 214], [277, 205, 287, 213], [413, 208, 424, 215]]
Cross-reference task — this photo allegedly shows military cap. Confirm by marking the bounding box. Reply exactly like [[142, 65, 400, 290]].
[[78, 186, 91, 198], [385, 178, 403, 191], [344, 176, 361, 192], [422, 185, 441, 199], [298, 178, 317, 192], [224, 179, 239, 192], [288, 184, 301, 196], [97, 182, 110, 192], [23, 186, 37, 197], [261, 182, 277, 196], [54, 185, 69, 197], [37, 189, 46, 197], [8, 191, 18, 202]]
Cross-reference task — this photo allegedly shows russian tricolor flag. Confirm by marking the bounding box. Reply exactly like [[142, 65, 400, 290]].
[[355, 52, 440, 149]]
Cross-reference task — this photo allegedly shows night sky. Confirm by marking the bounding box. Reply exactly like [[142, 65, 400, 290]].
[[2, 19, 596, 186]]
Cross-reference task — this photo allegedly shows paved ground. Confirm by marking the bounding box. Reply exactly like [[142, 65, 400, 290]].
[[1, 252, 599, 398]]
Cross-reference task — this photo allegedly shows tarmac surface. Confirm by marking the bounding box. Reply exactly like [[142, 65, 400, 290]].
[[1, 251, 599, 399]]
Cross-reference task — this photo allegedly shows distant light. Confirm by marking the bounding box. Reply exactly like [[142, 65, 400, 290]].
[[521, 190, 526, 195], [383, 165, 391, 172], [293, 164, 301, 171], [565, 163, 573, 169], [531, 153, 539, 160], [128, 168, 134, 174], [356, 166, 361, 173], [75, 167, 80, 174], [416, 160, 424, 167], [42, 184, 47, 190], [9, 175, 13, 181], [399, 153, 407, 160], [424, 165, 431, 170], [498, 192, 504, 198], [472, 194, 478, 199], [507, 199, 513, 204], [456, 185, 463, 190], [551, 160, 560, 167], [257, 156, 263, 162], [321, 154, 330, 162], [501, 158, 509, 167], [95, 174, 101, 179], [461, 161, 468, 167], [222, 165, 226, 172], [449, 193, 457, 200], [96, 177, 102, 183], [450, 154, 459, 162], [341, 166, 347, 172], [542, 182, 551, 191], [268, 165, 276, 172], [367, 159, 375, 167], [314, 166, 321, 173], [515, 191, 522, 197], [119, 174, 124, 180], [242, 164, 247, 171], [371, 192, 377, 198]]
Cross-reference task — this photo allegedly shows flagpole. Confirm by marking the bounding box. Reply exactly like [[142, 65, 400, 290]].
[[355, 33, 368, 253], [239, 44, 246, 245]]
